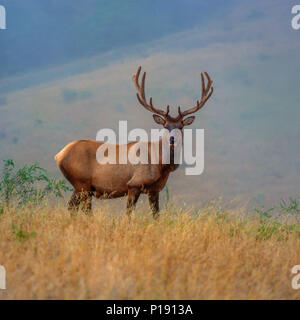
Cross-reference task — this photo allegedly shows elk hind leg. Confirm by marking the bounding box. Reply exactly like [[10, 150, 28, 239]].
[[126, 188, 141, 219], [68, 190, 92, 215], [68, 191, 81, 212], [78, 191, 93, 215], [148, 192, 159, 219]]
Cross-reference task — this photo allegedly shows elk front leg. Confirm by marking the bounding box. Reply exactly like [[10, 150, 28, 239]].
[[126, 188, 141, 218], [148, 192, 159, 219]]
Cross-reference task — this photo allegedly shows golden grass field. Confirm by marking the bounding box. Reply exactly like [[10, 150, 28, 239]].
[[1, 203, 300, 300]]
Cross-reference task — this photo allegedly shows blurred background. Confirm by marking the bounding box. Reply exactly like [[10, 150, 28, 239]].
[[0, 0, 299, 209]]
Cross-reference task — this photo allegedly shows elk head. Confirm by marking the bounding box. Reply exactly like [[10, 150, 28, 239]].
[[132, 66, 214, 147]]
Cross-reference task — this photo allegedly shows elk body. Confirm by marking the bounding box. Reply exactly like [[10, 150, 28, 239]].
[[55, 66, 213, 218]]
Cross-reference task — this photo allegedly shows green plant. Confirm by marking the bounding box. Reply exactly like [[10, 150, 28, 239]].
[[279, 197, 300, 215], [256, 221, 281, 240], [255, 221, 300, 241], [0, 159, 72, 207], [11, 224, 37, 242], [254, 197, 300, 222], [165, 184, 170, 204], [254, 205, 275, 219]]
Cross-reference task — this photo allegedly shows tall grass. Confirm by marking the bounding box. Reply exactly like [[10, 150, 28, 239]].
[[1, 204, 300, 299]]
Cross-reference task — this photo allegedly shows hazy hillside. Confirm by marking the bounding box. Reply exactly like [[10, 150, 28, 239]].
[[0, 0, 234, 79], [0, 1, 299, 209], [0, 49, 299, 208]]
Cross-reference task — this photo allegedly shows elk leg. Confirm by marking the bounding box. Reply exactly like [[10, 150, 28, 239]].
[[148, 192, 159, 219], [126, 188, 141, 218], [68, 191, 92, 214], [78, 191, 93, 215], [68, 191, 81, 212]]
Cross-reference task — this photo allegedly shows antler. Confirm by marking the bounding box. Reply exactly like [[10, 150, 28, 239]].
[[132, 66, 169, 117], [178, 72, 213, 118]]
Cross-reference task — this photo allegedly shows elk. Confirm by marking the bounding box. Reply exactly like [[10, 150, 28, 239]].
[[55, 66, 213, 218]]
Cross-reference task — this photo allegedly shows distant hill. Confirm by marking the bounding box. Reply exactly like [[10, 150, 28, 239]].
[[0, 0, 233, 78]]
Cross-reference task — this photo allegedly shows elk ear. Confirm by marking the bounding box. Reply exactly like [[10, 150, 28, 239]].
[[182, 116, 195, 126], [153, 114, 165, 125]]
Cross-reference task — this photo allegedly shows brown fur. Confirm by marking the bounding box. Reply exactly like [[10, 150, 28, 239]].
[[55, 139, 176, 217]]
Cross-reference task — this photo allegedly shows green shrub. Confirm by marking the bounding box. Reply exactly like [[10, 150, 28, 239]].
[[254, 197, 300, 220], [0, 159, 72, 207], [279, 197, 300, 215], [11, 224, 37, 242]]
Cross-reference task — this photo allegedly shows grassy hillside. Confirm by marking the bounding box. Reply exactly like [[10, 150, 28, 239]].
[[1, 204, 300, 299]]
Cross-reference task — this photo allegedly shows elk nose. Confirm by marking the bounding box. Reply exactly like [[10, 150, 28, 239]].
[[170, 136, 175, 145]]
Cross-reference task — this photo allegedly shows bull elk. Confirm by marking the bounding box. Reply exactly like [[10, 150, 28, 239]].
[[55, 66, 213, 218]]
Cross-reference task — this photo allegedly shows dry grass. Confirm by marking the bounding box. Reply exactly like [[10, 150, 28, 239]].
[[1, 204, 300, 300]]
